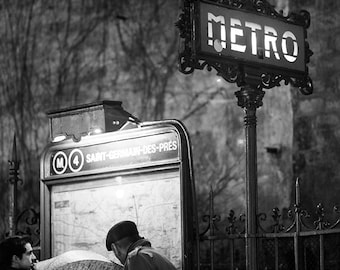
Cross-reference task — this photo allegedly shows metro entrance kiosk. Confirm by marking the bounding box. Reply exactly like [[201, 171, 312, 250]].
[[40, 101, 198, 269]]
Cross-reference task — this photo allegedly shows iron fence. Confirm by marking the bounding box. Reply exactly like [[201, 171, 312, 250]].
[[5, 135, 40, 257], [199, 179, 340, 270]]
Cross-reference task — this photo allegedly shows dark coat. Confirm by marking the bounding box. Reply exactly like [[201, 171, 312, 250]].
[[124, 239, 177, 270]]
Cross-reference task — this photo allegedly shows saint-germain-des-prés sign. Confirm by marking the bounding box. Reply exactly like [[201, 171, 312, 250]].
[[176, 0, 313, 94]]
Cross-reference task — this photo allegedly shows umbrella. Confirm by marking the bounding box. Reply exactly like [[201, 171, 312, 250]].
[[55, 260, 122, 270], [35, 250, 123, 270]]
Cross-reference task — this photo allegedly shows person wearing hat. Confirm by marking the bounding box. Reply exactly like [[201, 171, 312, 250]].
[[0, 235, 38, 270], [106, 221, 177, 270]]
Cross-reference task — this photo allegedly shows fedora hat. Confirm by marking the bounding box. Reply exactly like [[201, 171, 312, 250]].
[[106, 221, 139, 251]]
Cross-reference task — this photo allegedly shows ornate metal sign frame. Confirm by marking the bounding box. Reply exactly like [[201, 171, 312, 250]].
[[176, 0, 313, 94]]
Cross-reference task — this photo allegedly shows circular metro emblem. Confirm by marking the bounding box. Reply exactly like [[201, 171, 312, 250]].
[[52, 151, 68, 175], [68, 149, 85, 172]]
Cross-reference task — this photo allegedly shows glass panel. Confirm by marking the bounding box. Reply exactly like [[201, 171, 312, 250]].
[[50, 170, 182, 268]]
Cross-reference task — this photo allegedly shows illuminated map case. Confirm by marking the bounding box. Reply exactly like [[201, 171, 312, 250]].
[[40, 120, 198, 270]]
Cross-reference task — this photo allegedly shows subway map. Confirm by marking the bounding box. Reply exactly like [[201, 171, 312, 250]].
[[51, 172, 182, 269]]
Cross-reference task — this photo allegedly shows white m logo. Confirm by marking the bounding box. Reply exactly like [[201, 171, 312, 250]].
[[56, 157, 65, 169]]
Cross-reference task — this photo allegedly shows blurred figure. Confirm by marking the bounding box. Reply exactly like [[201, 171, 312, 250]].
[[106, 220, 176, 270], [0, 235, 37, 270]]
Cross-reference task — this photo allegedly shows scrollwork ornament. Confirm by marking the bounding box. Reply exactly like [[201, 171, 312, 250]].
[[206, 0, 246, 8], [260, 72, 313, 95], [235, 86, 265, 110], [287, 9, 311, 28], [8, 160, 23, 185], [329, 205, 340, 229], [15, 208, 40, 246], [175, 8, 191, 40], [314, 203, 330, 230], [178, 52, 196, 74], [261, 73, 286, 89], [285, 201, 314, 232], [257, 212, 268, 232], [200, 214, 211, 237], [212, 62, 242, 84], [176, 0, 194, 75], [291, 76, 313, 95], [227, 210, 237, 234], [185, 59, 243, 85], [199, 213, 222, 238], [299, 10, 311, 28], [252, 0, 279, 17], [271, 207, 285, 233], [239, 213, 246, 234], [226, 0, 246, 8], [297, 207, 314, 230]]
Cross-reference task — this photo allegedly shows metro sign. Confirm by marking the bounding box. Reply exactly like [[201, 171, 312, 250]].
[[177, 0, 313, 92], [197, 1, 305, 75]]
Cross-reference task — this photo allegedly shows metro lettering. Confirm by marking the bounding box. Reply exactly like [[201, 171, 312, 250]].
[[264, 26, 280, 60], [282, 31, 298, 62], [230, 18, 246, 53], [244, 22, 262, 55], [207, 12, 299, 63], [208, 13, 226, 52]]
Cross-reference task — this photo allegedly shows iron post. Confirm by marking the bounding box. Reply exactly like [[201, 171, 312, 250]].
[[294, 178, 304, 270], [235, 85, 265, 270]]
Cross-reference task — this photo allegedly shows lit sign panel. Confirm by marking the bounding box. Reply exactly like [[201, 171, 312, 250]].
[[49, 132, 179, 176], [197, 1, 306, 74]]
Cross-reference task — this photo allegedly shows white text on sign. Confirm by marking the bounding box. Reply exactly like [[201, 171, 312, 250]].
[[86, 140, 178, 163], [207, 13, 298, 63]]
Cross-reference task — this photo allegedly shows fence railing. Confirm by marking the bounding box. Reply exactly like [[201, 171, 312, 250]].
[[6, 135, 40, 257], [199, 179, 340, 270]]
